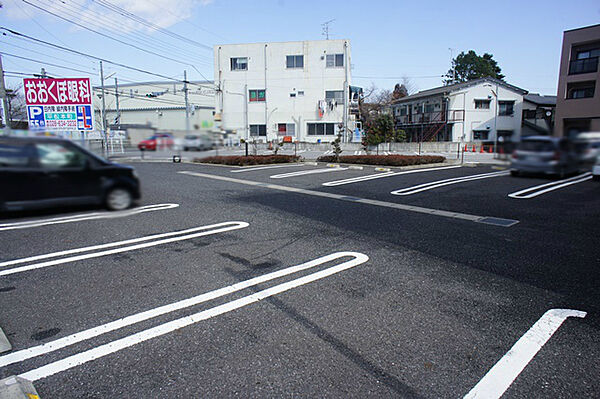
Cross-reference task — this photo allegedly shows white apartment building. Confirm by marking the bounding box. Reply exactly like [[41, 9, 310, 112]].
[[214, 39, 359, 143], [391, 77, 527, 143]]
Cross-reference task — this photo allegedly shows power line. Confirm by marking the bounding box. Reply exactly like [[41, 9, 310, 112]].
[[354, 75, 444, 79], [27, 0, 213, 67], [0, 27, 216, 89], [1, 52, 97, 75], [0, 39, 98, 71], [91, 0, 213, 51], [21, 0, 213, 71]]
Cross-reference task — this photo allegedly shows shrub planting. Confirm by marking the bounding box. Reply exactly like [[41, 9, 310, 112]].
[[194, 155, 301, 166], [316, 154, 445, 166]]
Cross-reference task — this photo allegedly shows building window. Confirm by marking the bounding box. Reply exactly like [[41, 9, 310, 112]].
[[230, 57, 248, 71], [307, 122, 336, 135], [498, 101, 514, 116], [278, 123, 296, 136], [398, 106, 407, 116], [497, 130, 513, 140], [576, 48, 600, 59], [290, 93, 296, 98], [249, 89, 266, 102], [326, 53, 344, 68], [474, 99, 491, 109], [567, 81, 595, 99], [472, 130, 489, 141], [249, 124, 266, 136], [286, 55, 304, 69], [424, 104, 435, 113], [297, 91, 304, 96], [325, 90, 344, 102], [522, 109, 537, 119]]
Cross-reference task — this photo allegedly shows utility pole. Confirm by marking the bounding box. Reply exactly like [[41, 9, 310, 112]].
[[183, 70, 190, 135], [114, 77, 120, 129], [40, 68, 47, 78], [99, 61, 107, 155], [0, 54, 12, 135], [449, 48, 456, 84]]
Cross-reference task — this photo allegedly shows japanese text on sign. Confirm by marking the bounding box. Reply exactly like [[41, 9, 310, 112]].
[[24, 78, 92, 106]]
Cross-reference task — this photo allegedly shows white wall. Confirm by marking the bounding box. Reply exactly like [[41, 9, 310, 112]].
[[215, 39, 352, 143], [449, 82, 523, 142]]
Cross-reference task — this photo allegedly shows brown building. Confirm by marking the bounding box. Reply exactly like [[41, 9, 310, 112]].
[[555, 24, 600, 137]]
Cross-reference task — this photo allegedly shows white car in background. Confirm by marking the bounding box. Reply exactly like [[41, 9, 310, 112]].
[[593, 155, 600, 181]]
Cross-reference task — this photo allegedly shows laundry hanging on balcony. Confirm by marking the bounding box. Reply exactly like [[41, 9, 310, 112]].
[[317, 100, 327, 118]]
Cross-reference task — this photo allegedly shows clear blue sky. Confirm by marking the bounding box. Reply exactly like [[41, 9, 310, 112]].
[[1, 0, 599, 95]]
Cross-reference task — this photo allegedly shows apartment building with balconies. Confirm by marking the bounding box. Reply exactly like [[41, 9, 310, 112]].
[[390, 77, 526, 143], [555, 24, 600, 136]]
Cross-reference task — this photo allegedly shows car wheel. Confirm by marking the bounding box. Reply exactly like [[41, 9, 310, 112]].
[[510, 170, 520, 177], [105, 188, 133, 211]]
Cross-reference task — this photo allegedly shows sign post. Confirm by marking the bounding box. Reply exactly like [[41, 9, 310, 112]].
[[23, 78, 94, 133]]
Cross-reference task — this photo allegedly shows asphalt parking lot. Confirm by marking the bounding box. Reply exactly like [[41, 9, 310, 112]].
[[1, 161, 599, 398]]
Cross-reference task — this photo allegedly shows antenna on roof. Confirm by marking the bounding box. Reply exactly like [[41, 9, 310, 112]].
[[322, 19, 335, 40]]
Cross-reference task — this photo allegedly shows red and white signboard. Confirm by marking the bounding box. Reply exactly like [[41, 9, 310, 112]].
[[23, 78, 95, 131]]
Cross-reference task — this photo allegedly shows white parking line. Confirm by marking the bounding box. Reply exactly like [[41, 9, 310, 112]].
[[270, 167, 348, 179], [391, 170, 509, 196], [0, 221, 249, 277], [324, 150, 333, 155], [231, 164, 306, 173], [17, 252, 368, 381], [179, 171, 519, 227], [323, 165, 462, 187], [0, 252, 364, 368], [507, 173, 592, 199], [464, 308, 586, 399], [0, 204, 179, 232]]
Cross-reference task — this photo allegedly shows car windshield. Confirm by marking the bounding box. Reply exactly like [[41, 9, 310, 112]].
[[518, 140, 556, 152]]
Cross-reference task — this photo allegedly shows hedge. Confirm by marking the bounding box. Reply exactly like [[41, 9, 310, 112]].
[[316, 155, 446, 166], [194, 155, 301, 166]]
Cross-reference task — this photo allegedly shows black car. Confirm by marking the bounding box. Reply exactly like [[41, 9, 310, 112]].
[[0, 136, 140, 212]]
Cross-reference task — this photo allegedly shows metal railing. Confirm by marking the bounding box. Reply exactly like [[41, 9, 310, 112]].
[[569, 57, 599, 75]]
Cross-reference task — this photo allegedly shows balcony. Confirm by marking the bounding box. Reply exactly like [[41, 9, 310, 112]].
[[569, 57, 598, 75]]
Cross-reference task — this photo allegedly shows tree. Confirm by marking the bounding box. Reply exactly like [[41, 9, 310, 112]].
[[362, 113, 401, 150], [445, 50, 504, 85], [2, 84, 27, 128], [332, 132, 342, 162]]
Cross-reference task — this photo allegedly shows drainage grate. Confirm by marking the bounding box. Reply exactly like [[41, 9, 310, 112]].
[[478, 217, 519, 227]]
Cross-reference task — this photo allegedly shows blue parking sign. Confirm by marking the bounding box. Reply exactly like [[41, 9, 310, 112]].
[[27, 106, 46, 129]]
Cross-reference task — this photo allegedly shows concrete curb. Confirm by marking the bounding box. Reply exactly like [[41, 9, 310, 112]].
[[0, 376, 40, 399], [0, 327, 11, 353]]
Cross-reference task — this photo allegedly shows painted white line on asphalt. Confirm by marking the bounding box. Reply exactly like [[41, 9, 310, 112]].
[[0, 222, 249, 277], [0, 252, 361, 368], [0, 223, 239, 269], [0, 204, 179, 232], [391, 170, 509, 195], [178, 171, 519, 226], [18, 252, 369, 381], [231, 164, 306, 173], [270, 167, 348, 179], [322, 165, 462, 187], [507, 173, 592, 199], [464, 308, 586, 399]]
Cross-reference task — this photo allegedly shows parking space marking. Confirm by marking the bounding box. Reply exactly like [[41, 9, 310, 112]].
[[0, 204, 179, 232], [464, 309, 586, 399], [322, 165, 462, 187], [270, 167, 349, 179], [391, 170, 509, 196], [507, 173, 592, 199], [0, 252, 363, 368], [178, 171, 519, 227], [17, 252, 368, 381], [0, 221, 249, 277], [231, 164, 306, 173]]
